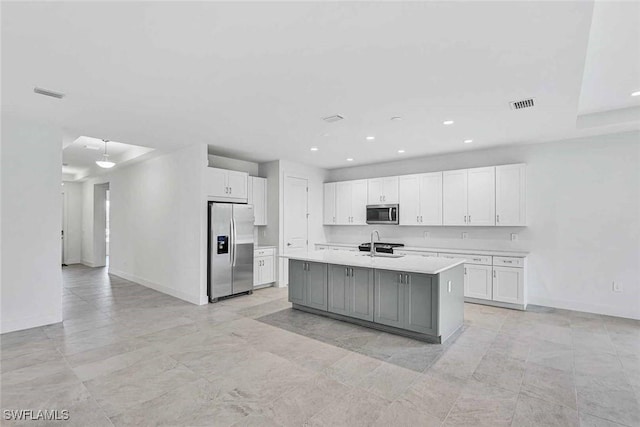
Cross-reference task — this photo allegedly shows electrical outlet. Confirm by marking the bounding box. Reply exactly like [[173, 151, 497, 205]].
[[613, 281, 622, 293], [423, 231, 430, 239], [461, 232, 468, 240], [511, 233, 519, 241]]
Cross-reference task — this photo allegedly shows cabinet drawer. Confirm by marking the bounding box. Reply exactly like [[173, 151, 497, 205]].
[[254, 248, 275, 257], [439, 253, 491, 265], [395, 250, 438, 257], [493, 256, 523, 267]]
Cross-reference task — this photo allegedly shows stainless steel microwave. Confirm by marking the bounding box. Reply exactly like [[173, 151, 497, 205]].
[[366, 204, 399, 225]]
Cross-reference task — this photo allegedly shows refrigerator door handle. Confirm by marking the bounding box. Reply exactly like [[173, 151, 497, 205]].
[[231, 218, 237, 267]]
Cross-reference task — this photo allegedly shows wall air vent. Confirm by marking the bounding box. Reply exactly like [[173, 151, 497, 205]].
[[34, 87, 65, 99], [322, 114, 344, 123], [509, 98, 535, 110]]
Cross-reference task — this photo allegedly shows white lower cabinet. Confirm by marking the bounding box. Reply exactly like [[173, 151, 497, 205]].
[[438, 251, 526, 308], [464, 264, 493, 300], [254, 248, 276, 287], [492, 266, 524, 304]]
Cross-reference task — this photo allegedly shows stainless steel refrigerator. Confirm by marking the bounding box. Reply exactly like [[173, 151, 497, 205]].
[[208, 202, 254, 302]]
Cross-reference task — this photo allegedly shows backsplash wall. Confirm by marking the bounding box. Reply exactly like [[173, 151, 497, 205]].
[[322, 131, 640, 319]]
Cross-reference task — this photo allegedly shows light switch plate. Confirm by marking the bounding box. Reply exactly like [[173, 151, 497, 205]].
[[511, 233, 518, 241], [423, 231, 430, 239], [462, 232, 468, 240], [613, 281, 622, 292]]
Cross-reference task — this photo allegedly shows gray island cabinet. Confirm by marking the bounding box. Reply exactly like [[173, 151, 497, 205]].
[[284, 251, 465, 343]]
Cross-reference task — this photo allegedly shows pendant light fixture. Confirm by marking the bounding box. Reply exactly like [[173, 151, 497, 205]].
[[96, 139, 115, 169]]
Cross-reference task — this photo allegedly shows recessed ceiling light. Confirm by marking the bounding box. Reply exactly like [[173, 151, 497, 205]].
[[346, 158, 354, 162], [443, 120, 454, 125], [464, 139, 473, 144], [366, 136, 375, 141], [391, 117, 403, 121], [397, 149, 405, 154], [310, 147, 319, 151], [632, 91, 640, 97]]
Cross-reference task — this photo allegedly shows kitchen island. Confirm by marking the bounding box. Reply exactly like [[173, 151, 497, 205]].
[[281, 250, 466, 343]]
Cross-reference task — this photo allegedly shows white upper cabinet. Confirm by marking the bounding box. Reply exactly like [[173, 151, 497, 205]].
[[248, 176, 267, 226], [467, 167, 495, 226], [443, 169, 468, 225], [351, 180, 368, 224], [367, 176, 399, 204], [327, 163, 524, 228], [335, 180, 367, 225], [205, 167, 248, 202], [323, 182, 337, 225], [398, 175, 420, 225], [399, 172, 442, 225], [418, 172, 443, 225], [443, 167, 495, 226], [496, 164, 526, 226]]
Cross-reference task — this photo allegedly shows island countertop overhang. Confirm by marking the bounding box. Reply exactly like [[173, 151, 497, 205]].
[[281, 250, 465, 275]]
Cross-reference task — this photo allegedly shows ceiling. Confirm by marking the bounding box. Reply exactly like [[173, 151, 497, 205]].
[[2, 1, 639, 170], [62, 136, 154, 181]]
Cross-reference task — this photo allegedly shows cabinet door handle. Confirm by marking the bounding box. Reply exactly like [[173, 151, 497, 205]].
[[398, 273, 403, 284], [468, 215, 471, 222], [350, 268, 354, 276], [345, 267, 349, 277], [405, 274, 410, 284], [464, 215, 467, 223], [493, 270, 496, 278], [333, 216, 336, 223], [464, 267, 467, 275], [417, 215, 419, 223], [496, 214, 500, 223], [383, 195, 386, 202], [420, 215, 423, 223]]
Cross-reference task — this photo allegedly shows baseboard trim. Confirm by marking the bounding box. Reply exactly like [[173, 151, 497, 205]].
[[109, 269, 204, 305], [465, 297, 526, 311], [527, 296, 639, 320], [1, 312, 62, 334]]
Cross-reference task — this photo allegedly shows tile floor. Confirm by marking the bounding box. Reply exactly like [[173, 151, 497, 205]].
[[1, 264, 639, 426]]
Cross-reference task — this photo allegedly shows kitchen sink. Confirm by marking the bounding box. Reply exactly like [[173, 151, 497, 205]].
[[356, 253, 405, 258]]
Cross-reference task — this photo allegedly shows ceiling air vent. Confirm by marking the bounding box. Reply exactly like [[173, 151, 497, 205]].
[[509, 98, 535, 110], [322, 114, 344, 123], [34, 87, 65, 99]]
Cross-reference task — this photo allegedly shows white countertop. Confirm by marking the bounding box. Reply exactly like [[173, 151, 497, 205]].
[[281, 250, 465, 275], [316, 242, 528, 258]]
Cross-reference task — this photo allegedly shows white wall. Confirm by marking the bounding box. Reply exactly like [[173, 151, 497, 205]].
[[1, 114, 63, 333], [325, 131, 640, 319], [209, 154, 259, 176], [62, 181, 83, 264], [89, 144, 210, 304]]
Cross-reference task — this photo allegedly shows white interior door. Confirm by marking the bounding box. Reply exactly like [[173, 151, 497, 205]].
[[283, 175, 308, 252]]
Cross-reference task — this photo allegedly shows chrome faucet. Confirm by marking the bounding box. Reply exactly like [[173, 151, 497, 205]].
[[370, 230, 380, 257]]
